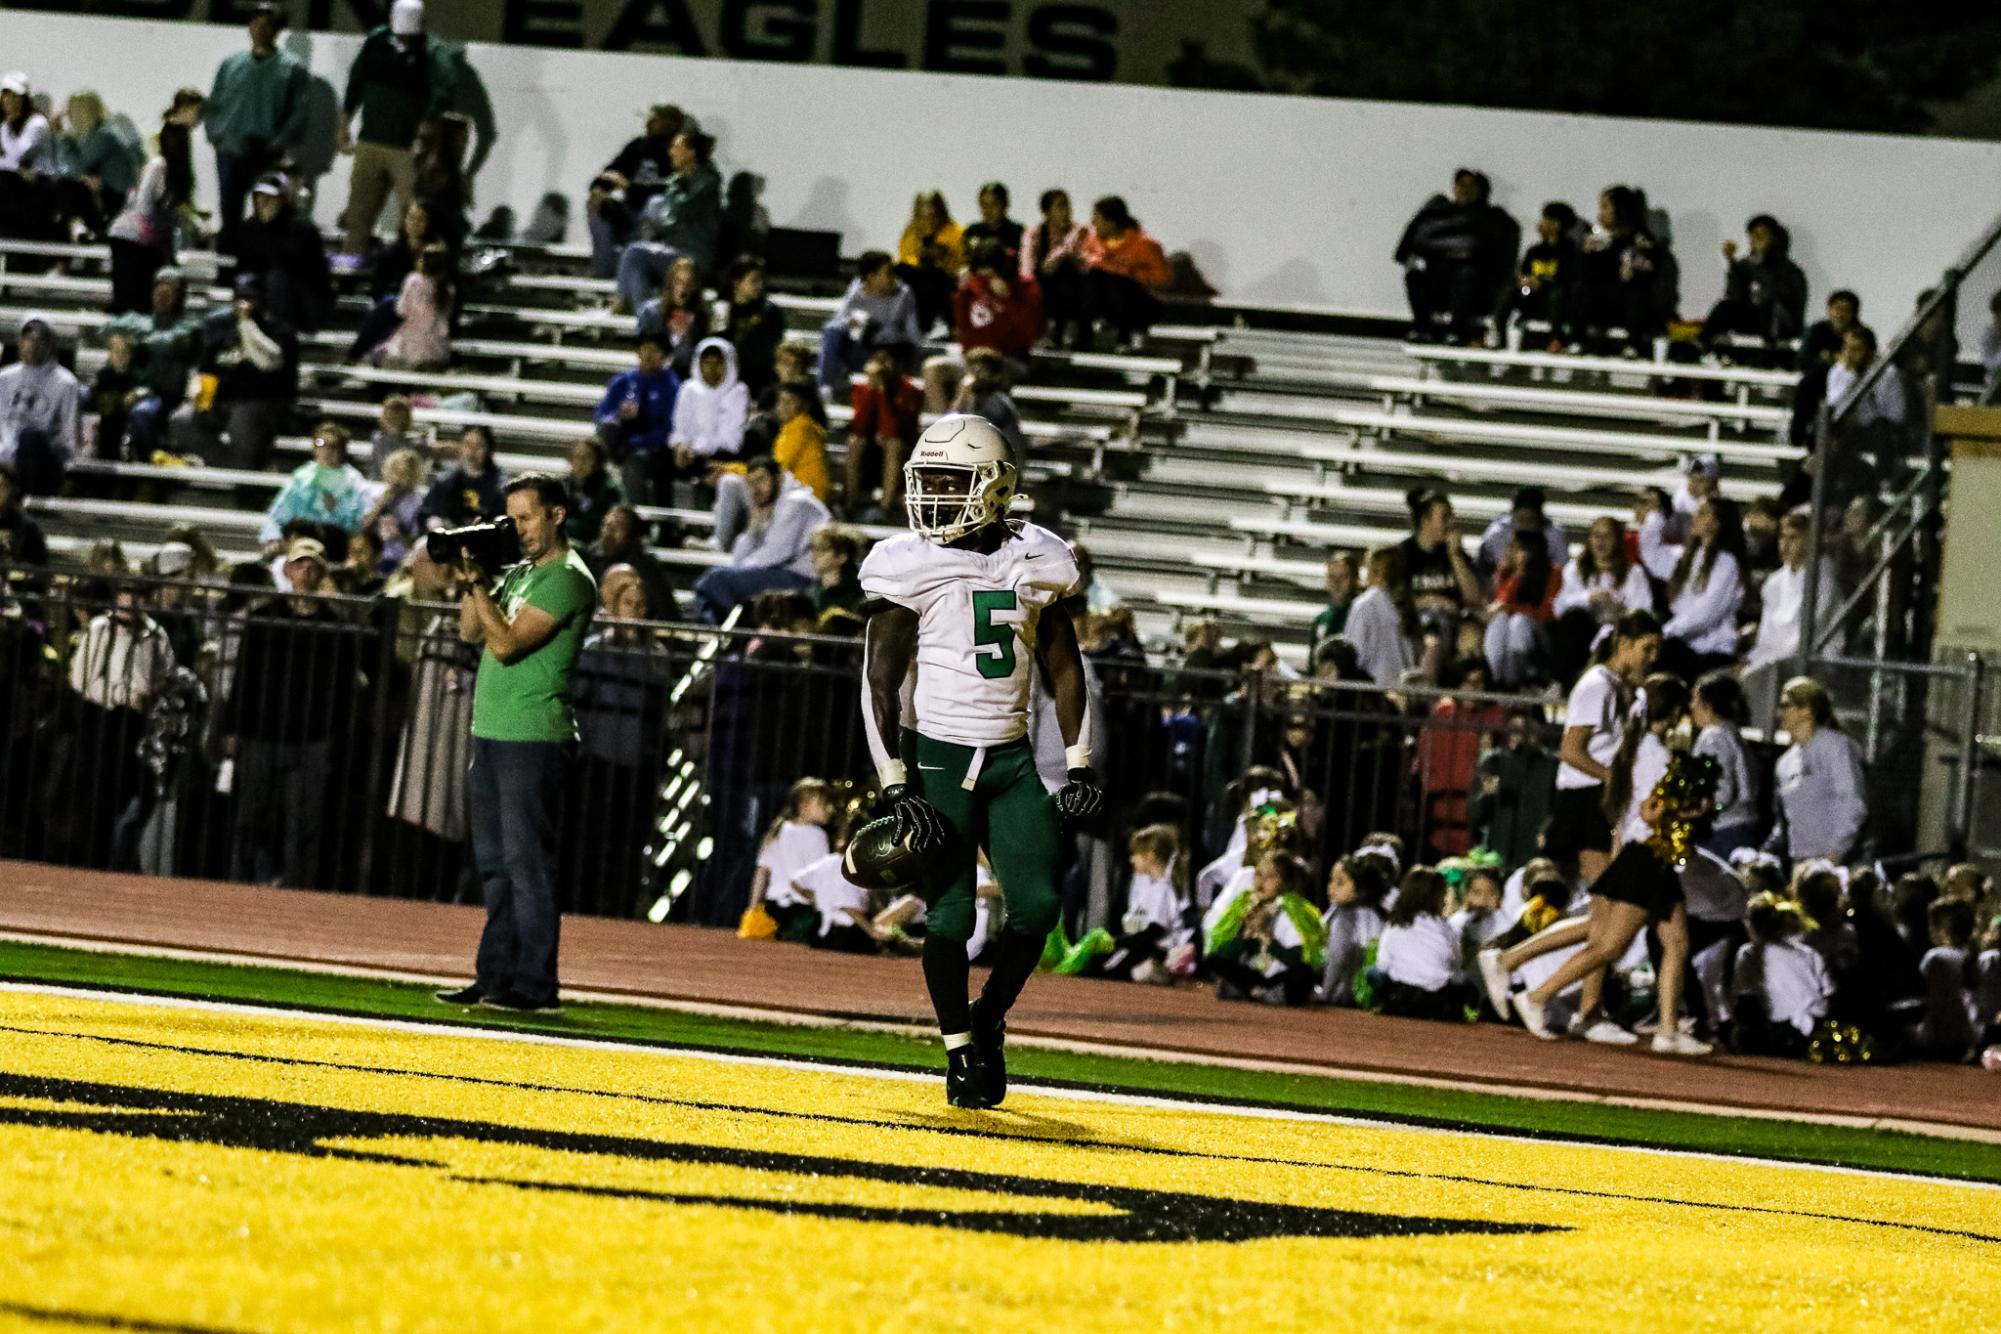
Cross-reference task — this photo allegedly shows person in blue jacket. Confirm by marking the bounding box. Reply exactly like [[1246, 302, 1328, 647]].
[[595, 331, 681, 504]]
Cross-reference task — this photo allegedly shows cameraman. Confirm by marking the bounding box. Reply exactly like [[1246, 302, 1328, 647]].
[[436, 472, 598, 1014]]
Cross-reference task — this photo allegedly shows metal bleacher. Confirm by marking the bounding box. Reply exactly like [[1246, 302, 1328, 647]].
[[9, 229, 1834, 655]]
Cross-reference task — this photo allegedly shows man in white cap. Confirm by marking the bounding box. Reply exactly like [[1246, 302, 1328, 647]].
[[0, 315, 80, 496], [336, 0, 454, 253]]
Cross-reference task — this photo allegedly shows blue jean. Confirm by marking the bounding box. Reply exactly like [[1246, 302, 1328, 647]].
[[818, 322, 871, 395], [693, 564, 812, 624], [616, 240, 678, 312], [586, 206, 631, 279], [470, 736, 572, 1004]]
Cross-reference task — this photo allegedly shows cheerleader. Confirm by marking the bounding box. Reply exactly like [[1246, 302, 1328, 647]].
[[1055, 824, 1193, 981], [1727, 892, 1832, 1057], [1372, 866, 1480, 1021], [1515, 702, 1719, 1057], [1208, 851, 1327, 1006]]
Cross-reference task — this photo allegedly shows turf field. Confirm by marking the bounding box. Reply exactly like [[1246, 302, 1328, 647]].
[[3, 948, 2000, 1331]]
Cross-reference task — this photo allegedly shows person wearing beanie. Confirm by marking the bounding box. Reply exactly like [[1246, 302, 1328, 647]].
[[205, 3, 311, 256]]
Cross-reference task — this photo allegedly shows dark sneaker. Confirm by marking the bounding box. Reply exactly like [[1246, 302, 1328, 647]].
[[945, 1045, 994, 1109], [969, 999, 1007, 1107], [479, 990, 563, 1015], [433, 985, 484, 1006]]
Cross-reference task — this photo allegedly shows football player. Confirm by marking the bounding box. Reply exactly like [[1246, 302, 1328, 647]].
[[858, 414, 1101, 1108]]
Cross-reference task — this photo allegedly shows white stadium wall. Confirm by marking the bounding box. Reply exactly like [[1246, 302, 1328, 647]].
[[15, 11, 2001, 342]]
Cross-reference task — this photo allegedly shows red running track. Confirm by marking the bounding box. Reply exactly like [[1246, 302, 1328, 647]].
[[1, 860, 1995, 1135]]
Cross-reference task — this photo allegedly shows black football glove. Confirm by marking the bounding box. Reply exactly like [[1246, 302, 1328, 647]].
[[1055, 768, 1103, 823], [882, 783, 948, 855]]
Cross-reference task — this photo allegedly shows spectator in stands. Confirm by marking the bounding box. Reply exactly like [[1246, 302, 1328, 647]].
[[0, 73, 54, 240], [721, 255, 784, 398], [1309, 550, 1358, 659], [1343, 546, 1420, 685], [595, 332, 681, 505], [371, 242, 453, 370], [1550, 514, 1653, 683], [1081, 195, 1171, 350], [1825, 324, 1908, 432], [1767, 675, 1868, 865], [670, 337, 749, 475], [1690, 672, 1759, 857], [106, 120, 195, 314], [88, 331, 142, 459], [1495, 201, 1580, 349], [818, 251, 923, 396], [635, 256, 711, 377], [587, 503, 676, 621], [1672, 453, 1720, 529], [562, 435, 624, 548], [367, 395, 425, 478], [692, 455, 830, 623], [262, 421, 371, 550], [807, 524, 865, 620], [66, 575, 177, 870], [615, 128, 723, 311], [363, 445, 428, 572], [845, 343, 920, 520], [1642, 494, 1748, 681], [767, 380, 831, 517], [336, 0, 458, 254], [205, 4, 310, 256], [1400, 488, 1482, 627], [1023, 188, 1090, 350], [895, 189, 967, 334], [1394, 169, 1518, 345], [49, 92, 137, 240], [962, 181, 1024, 266], [223, 536, 358, 888], [420, 423, 506, 529], [952, 240, 1044, 368], [1476, 486, 1568, 577], [1744, 509, 1838, 668], [239, 172, 332, 332], [946, 348, 1027, 460], [585, 103, 686, 278], [1483, 528, 1557, 688], [183, 275, 298, 471], [105, 268, 204, 460], [350, 201, 441, 359], [0, 315, 80, 496], [1577, 185, 1673, 354], [1702, 214, 1808, 353], [0, 462, 49, 571], [1790, 289, 1861, 443]]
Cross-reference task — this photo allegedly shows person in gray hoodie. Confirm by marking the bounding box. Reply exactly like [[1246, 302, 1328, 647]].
[[817, 251, 923, 395], [1766, 675, 1868, 865], [0, 315, 80, 495], [692, 455, 829, 623]]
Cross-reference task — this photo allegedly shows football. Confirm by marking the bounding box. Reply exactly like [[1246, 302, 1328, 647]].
[[842, 815, 931, 891]]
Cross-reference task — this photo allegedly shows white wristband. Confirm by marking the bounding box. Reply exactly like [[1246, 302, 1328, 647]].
[[877, 759, 909, 789], [1064, 744, 1093, 772]]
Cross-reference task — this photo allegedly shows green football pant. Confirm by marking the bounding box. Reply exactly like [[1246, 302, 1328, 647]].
[[903, 730, 1062, 944]]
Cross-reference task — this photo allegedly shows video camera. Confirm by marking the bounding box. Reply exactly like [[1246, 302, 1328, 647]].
[[425, 516, 521, 573]]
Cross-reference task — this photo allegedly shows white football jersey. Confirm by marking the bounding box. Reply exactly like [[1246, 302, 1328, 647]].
[[860, 521, 1081, 747]]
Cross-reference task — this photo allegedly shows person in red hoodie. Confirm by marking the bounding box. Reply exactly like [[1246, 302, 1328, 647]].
[[1080, 194, 1171, 349], [953, 240, 1044, 365], [845, 341, 922, 520]]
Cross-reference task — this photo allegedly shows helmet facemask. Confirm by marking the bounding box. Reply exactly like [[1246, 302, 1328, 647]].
[[904, 459, 1015, 544]]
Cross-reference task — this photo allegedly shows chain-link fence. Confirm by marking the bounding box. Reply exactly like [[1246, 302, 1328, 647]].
[[4, 565, 1986, 931]]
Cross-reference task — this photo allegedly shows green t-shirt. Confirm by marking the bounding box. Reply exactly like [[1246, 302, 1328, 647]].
[[471, 549, 598, 742]]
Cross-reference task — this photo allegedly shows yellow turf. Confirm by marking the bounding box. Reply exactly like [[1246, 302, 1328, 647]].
[[1, 987, 1998, 1332]]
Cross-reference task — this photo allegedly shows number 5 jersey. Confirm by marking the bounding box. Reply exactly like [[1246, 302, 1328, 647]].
[[859, 522, 1081, 748]]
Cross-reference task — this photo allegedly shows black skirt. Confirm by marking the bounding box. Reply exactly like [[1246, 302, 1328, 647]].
[[1590, 842, 1683, 921]]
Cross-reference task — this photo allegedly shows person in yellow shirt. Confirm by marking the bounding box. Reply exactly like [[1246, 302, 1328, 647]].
[[895, 189, 965, 334], [771, 379, 830, 502]]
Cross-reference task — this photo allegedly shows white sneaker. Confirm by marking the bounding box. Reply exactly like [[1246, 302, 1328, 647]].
[[1583, 1019, 1640, 1046], [1476, 948, 1512, 1020], [1516, 992, 1557, 1040], [1652, 1031, 1714, 1057]]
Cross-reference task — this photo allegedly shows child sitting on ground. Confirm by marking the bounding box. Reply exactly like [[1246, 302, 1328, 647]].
[[1449, 863, 1509, 961], [746, 778, 835, 942], [1057, 824, 1192, 981], [1372, 865, 1478, 1021], [1321, 851, 1393, 1006], [1728, 892, 1832, 1057], [1912, 898, 1980, 1061], [790, 815, 881, 954], [1208, 851, 1326, 1006]]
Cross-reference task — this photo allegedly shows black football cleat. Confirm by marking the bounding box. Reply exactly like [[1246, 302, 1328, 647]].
[[946, 1045, 994, 1109], [968, 999, 1007, 1107]]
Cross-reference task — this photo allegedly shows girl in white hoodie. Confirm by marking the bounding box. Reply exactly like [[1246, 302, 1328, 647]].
[[670, 336, 749, 472]]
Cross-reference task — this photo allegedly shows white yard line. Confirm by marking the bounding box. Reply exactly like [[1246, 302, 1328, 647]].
[[3, 977, 1999, 1189]]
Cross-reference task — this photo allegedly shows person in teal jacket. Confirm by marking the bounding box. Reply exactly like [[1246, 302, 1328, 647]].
[[260, 421, 372, 549], [205, 3, 311, 256]]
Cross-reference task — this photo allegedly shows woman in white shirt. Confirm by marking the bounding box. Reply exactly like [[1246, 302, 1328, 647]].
[[1640, 496, 1747, 683], [1342, 545, 1421, 686], [1690, 672, 1759, 856], [1550, 515, 1655, 682]]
